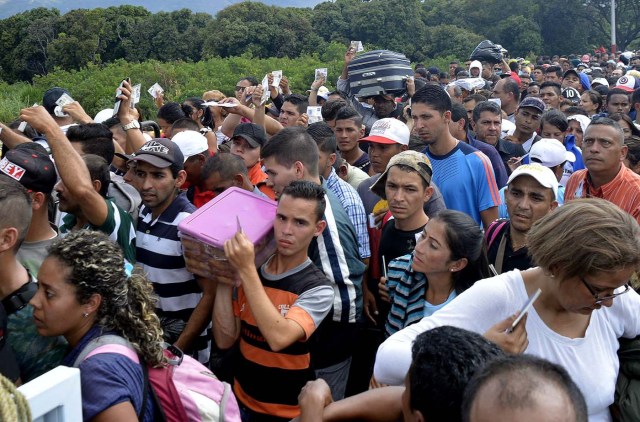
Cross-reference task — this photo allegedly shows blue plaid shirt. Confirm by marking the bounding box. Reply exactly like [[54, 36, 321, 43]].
[[326, 169, 370, 259]]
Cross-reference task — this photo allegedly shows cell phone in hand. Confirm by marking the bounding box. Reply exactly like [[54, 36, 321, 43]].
[[113, 78, 130, 116], [508, 288, 541, 333]]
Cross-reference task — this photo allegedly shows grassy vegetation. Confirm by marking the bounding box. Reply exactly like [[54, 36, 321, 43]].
[[0, 46, 458, 123]]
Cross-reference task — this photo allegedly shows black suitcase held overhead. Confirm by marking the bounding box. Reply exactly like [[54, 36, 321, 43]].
[[348, 50, 413, 98]]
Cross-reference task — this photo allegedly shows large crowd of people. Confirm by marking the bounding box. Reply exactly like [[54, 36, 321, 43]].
[[0, 43, 640, 421]]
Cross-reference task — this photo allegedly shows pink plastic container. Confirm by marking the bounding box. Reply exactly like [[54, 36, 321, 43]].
[[179, 187, 277, 279]]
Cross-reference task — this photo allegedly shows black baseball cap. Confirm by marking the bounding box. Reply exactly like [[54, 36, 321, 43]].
[[232, 123, 267, 149], [518, 96, 545, 114], [42, 87, 71, 115], [0, 143, 57, 194], [131, 138, 184, 169], [562, 69, 580, 79]]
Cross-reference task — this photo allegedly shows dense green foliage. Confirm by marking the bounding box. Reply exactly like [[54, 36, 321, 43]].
[[0, 0, 638, 122], [0, 50, 351, 123], [1, 0, 639, 85]]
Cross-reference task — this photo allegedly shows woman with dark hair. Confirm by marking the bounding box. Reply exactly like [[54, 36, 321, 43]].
[[579, 90, 603, 116], [609, 112, 640, 138], [156, 102, 187, 137], [375, 199, 640, 422], [182, 97, 217, 153], [203, 90, 230, 147], [31, 230, 164, 421], [382, 210, 490, 336], [624, 135, 640, 175]]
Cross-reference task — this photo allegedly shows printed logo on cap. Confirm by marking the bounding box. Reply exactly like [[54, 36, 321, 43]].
[[619, 76, 629, 85], [141, 141, 169, 155], [0, 157, 26, 182], [371, 119, 392, 134]]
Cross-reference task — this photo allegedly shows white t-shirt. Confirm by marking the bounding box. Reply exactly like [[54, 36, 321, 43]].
[[374, 269, 640, 422]]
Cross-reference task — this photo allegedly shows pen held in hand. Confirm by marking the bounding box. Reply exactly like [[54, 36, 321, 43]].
[[236, 215, 243, 234], [513, 153, 530, 164]]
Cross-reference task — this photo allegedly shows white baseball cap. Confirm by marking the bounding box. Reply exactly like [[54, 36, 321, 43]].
[[171, 130, 209, 161], [616, 75, 638, 92], [94, 108, 115, 123], [591, 77, 609, 87], [360, 118, 410, 145], [317, 86, 330, 101], [529, 138, 575, 168], [507, 163, 559, 198]]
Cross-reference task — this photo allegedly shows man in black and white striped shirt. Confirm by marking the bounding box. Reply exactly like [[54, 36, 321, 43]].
[[131, 138, 213, 364]]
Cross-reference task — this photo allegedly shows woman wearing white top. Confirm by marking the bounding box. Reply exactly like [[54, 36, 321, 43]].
[[374, 198, 640, 422]]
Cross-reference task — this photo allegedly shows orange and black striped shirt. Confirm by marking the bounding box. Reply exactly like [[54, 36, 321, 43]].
[[232, 258, 333, 420]]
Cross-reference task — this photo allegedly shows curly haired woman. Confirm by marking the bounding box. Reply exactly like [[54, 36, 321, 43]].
[[30, 230, 164, 421]]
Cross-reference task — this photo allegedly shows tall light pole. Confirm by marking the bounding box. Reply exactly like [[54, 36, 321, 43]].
[[611, 0, 616, 54]]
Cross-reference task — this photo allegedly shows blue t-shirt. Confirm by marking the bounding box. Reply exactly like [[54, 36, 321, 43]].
[[423, 290, 457, 317], [63, 326, 155, 421], [425, 142, 500, 225], [467, 135, 508, 188]]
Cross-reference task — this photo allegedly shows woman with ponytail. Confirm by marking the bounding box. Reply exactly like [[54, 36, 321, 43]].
[[182, 97, 217, 153], [381, 210, 490, 337], [30, 230, 163, 421]]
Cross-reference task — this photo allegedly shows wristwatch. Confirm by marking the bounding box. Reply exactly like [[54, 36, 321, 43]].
[[122, 120, 140, 131]]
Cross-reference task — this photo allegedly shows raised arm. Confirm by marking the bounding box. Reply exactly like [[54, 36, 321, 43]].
[[308, 76, 325, 107], [20, 106, 109, 227], [224, 231, 306, 352], [0, 122, 31, 149], [117, 80, 147, 154]]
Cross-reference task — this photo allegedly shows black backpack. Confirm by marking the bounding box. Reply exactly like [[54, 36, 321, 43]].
[[613, 335, 640, 421], [0, 302, 20, 382]]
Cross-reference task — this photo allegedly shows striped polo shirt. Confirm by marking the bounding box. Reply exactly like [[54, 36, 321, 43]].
[[425, 142, 500, 225], [59, 197, 137, 264], [565, 166, 640, 224], [136, 192, 210, 363]]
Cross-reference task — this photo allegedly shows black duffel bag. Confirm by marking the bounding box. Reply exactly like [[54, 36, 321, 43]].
[[348, 50, 413, 98], [470, 40, 503, 64]]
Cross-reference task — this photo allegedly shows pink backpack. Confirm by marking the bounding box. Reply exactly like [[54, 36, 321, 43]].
[[74, 335, 241, 422]]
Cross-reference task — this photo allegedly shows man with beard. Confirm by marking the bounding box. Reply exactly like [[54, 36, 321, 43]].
[[130, 138, 213, 364], [470, 101, 525, 177]]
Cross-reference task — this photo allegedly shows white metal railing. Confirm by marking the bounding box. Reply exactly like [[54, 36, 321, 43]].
[[17, 366, 82, 422]]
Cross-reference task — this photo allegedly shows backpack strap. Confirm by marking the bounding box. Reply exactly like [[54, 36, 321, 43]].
[[219, 382, 233, 422], [72, 334, 136, 367], [2, 280, 38, 315], [73, 334, 150, 421], [486, 220, 508, 250]]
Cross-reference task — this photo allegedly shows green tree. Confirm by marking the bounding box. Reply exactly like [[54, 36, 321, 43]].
[[424, 25, 484, 62], [493, 16, 542, 58], [535, 0, 594, 55], [347, 0, 427, 61], [0, 8, 60, 82], [584, 0, 640, 51]]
